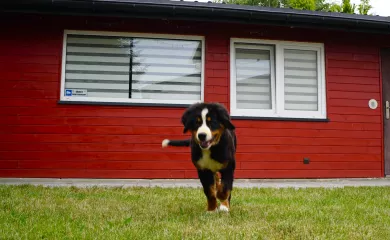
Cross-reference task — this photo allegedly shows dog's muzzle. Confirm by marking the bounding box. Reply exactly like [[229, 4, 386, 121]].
[[197, 133, 214, 149]]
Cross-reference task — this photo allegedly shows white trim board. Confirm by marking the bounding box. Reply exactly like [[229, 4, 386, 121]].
[[230, 38, 327, 119]]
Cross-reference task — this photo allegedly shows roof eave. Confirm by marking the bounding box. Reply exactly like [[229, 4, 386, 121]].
[[1, 0, 390, 34]]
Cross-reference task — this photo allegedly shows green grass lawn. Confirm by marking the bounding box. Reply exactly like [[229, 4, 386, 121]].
[[1, 185, 390, 239]]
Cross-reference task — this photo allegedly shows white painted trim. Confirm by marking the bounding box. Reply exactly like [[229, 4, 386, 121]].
[[64, 29, 205, 41], [60, 29, 205, 105], [230, 38, 327, 119], [275, 44, 284, 116], [60, 32, 68, 101], [230, 40, 236, 114], [60, 97, 197, 105], [200, 36, 205, 103]]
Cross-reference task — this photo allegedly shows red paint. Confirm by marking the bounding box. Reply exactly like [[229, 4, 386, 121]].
[[0, 13, 387, 179], [378, 47, 385, 176]]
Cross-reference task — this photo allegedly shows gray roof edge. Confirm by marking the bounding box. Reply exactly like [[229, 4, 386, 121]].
[[2, 0, 390, 31], [96, 0, 390, 23]]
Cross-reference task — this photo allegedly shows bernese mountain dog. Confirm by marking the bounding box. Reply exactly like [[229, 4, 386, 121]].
[[162, 102, 236, 212]]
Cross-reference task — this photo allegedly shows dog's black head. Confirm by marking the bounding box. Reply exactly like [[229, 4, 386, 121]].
[[181, 102, 235, 150]]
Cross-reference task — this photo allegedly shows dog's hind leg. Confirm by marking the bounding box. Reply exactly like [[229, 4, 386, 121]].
[[197, 169, 218, 212]]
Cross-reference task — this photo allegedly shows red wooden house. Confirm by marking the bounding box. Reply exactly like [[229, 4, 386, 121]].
[[1, 0, 389, 179]]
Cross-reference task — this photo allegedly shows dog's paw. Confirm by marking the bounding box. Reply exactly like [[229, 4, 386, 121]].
[[218, 205, 229, 212], [206, 209, 218, 214], [162, 139, 170, 148]]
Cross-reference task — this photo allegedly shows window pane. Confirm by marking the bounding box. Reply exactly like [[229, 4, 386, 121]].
[[284, 49, 318, 111], [64, 34, 131, 98], [131, 38, 201, 101], [64, 34, 202, 101], [235, 44, 273, 110]]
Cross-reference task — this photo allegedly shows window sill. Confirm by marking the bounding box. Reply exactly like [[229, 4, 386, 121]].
[[231, 116, 330, 122], [57, 100, 191, 108]]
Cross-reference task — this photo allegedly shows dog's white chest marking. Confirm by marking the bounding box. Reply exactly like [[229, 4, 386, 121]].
[[197, 150, 223, 172]]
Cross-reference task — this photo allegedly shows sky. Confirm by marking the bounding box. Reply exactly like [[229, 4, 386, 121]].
[[187, 0, 390, 17]]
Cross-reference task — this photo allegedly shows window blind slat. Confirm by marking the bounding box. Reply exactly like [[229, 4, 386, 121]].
[[66, 73, 129, 81], [284, 103, 318, 111], [285, 94, 317, 102], [67, 46, 201, 58], [67, 46, 130, 55], [285, 85, 318, 94], [237, 85, 271, 94], [237, 76, 270, 83], [67, 55, 201, 65], [134, 58, 201, 65], [284, 49, 318, 111], [285, 77, 317, 85], [236, 69, 270, 77], [284, 69, 317, 78], [65, 82, 200, 92], [133, 84, 201, 92], [133, 75, 201, 83], [237, 102, 271, 109], [67, 55, 129, 63], [66, 64, 128, 72], [66, 64, 200, 75], [67, 35, 130, 45], [236, 53, 270, 60], [131, 92, 200, 100], [285, 60, 317, 69], [237, 94, 271, 101], [65, 82, 129, 90]]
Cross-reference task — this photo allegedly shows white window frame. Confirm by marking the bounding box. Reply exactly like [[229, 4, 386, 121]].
[[230, 38, 327, 119], [60, 30, 205, 105]]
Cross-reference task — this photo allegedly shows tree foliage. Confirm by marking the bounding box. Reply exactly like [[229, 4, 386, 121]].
[[358, 0, 372, 15], [341, 0, 356, 13], [213, 0, 373, 15], [288, 0, 316, 10]]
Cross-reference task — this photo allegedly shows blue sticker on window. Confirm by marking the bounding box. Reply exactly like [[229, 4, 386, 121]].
[[65, 89, 72, 96]]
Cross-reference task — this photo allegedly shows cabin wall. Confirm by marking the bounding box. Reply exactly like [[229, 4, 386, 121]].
[[0, 13, 384, 178]]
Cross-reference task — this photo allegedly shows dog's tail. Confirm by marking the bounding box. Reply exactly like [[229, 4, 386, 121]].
[[162, 138, 191, 148]]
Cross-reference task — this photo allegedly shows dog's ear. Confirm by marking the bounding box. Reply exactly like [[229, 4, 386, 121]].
[[181, 109, 191, 133], [214, 103, 235, 130], [181, 103, 199, 133]]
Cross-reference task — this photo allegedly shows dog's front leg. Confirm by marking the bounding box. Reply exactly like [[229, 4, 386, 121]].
[[217, 167, 234, 212], [197, 169, 217, 212]]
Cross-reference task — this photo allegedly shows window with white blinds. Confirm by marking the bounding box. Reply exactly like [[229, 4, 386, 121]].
[[61, 30, 204, 105], [230, 39, 326, 119]]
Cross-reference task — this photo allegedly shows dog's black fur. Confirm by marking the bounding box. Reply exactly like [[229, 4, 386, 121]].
[[162, 102, 236, 212]]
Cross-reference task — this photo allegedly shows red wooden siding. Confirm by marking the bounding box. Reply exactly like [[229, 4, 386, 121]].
[[0, 13, 386, 179]]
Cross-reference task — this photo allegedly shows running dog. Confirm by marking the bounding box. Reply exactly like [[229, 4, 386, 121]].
[[162, 102, 236, 212]]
